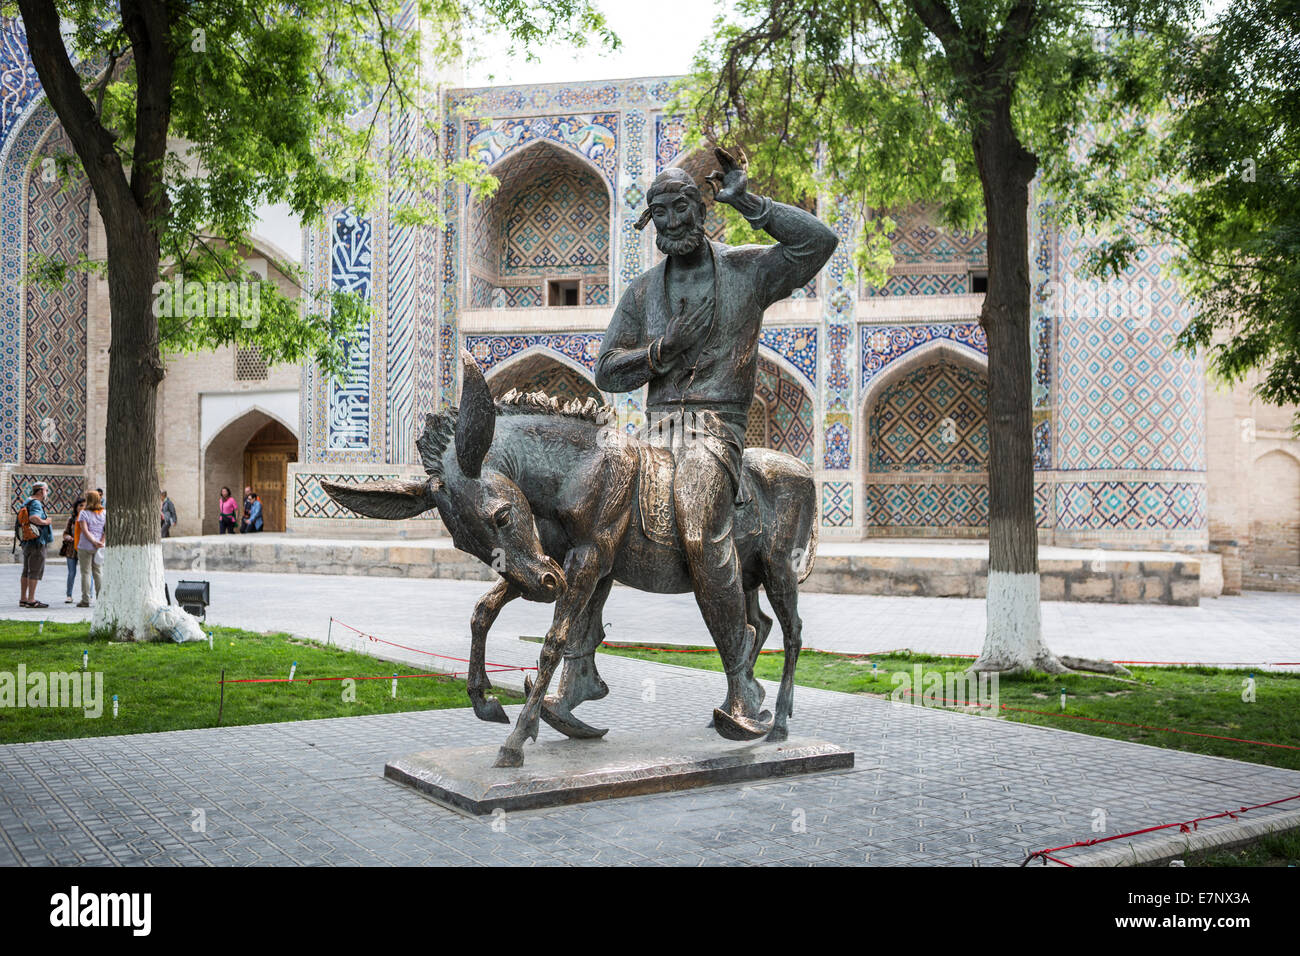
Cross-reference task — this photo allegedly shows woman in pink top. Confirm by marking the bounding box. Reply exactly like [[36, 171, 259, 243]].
[[75, 490, 106, 607], [218, 487, 238, 534]]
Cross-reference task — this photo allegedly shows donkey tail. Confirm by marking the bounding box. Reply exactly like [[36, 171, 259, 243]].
[[797, 497, 818, 585]]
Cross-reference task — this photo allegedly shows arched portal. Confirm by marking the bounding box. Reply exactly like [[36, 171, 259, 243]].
[[468, 141, 612, 309], [752, 355, 815, 465], [863, 355, 989, 536], [1251, 450, 1300, 568], [486, 352, 602, 404], [202, 410, 299, 533]]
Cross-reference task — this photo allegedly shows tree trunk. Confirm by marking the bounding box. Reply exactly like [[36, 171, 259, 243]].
[[91, 224, 199, 640], [971, 96, 1064, 674]]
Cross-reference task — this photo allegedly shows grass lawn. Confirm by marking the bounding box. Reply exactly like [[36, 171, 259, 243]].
[[595, 642, 1300, 773], [1182, 827, 1300, 867], [0, 619, 523, 744]]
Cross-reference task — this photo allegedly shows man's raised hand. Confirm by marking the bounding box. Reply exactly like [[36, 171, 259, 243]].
[[706, 147, 748, 207]]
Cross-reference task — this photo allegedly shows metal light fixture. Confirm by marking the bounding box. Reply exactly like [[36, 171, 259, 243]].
[[174, 580, 211, 620]]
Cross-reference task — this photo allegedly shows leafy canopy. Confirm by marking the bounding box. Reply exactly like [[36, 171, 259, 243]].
[[10, 0, 615, 374], [675, 0, 1196, 286], [1045, 0, 1300, 410]]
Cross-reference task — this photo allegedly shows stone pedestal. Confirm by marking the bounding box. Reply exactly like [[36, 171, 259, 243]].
[[385, 730, 856, 815]]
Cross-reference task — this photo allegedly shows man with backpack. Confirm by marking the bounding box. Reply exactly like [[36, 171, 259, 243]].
[[16, 481, 53, 609]]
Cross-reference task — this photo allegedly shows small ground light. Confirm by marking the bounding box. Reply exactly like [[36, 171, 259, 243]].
[[82, 649, 88, 670], [1060, 687, 1066, 710], [207, 632, 213, 649], [391, 674, 398, 699], [175, 580, 211, 620], [112, 695, 118, 718], [289, 661, 297, 682]]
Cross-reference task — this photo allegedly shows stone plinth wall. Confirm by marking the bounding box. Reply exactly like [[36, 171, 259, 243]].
[[802, 553, 1204, 606], [156, 535, 1207, 605]]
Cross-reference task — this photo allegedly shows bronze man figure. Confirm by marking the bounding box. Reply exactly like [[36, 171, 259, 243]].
[[595, 148, 837, 731]]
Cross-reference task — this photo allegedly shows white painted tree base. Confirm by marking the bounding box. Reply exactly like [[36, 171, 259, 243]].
[[92, 544, 203, 643], [972, 570, 1066, 673]]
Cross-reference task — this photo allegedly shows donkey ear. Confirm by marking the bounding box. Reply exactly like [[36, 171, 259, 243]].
[[455, 349, 495, 479]]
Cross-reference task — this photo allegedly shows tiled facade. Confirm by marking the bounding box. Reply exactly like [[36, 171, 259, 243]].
[[4, 13, 1278, 559]]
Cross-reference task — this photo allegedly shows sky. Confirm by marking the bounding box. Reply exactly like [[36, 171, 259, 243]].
[[462, 0, 724, 86]]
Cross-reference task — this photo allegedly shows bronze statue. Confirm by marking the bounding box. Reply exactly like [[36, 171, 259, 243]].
[[325, 149, 837, 768]]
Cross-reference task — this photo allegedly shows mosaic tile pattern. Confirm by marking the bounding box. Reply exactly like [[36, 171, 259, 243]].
[[863, 273, 969, 297], [7, 472, 85, 515], [821, 480, 853, 528], [861, 323, 988, 388], [754, 357, 814, 466], [654, 113, 687, 175], [501, 168, 609, 277], [1055, 481, 1207, 531], [757, 326, 817, 387], [1, 19, 41, 148], [869, 361, 988, 473], [24, 123, 89, 466], [465, 332, 604, 373], [466, 113, 619, 188], [822, 199, 857, 470], [293, 472, 432, 520], [865, 482, 988, 531], [488, 360, 600, 403], [872, 204, 987, 266], [327, 210, 374, 450], [1057, 314, 1204, 471]]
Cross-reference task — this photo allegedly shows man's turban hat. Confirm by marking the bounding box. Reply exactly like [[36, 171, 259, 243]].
[[634, 167, 705, 231]]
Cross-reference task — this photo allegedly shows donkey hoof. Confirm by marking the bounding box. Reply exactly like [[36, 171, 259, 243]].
[[765, 724, 789, 743], [493, 746, 524, 768], [541, 698, 608, 739], [712, 708, 773, 741], [472, 695, 510, 724]]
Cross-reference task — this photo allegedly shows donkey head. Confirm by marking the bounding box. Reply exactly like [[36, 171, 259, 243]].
[[321, 351, 564, 603]]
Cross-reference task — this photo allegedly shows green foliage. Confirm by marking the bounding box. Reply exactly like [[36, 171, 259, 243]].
[[14, 0, 613, 376], [675, 0, 1193, 288], [1047, 0, 1300, 412]]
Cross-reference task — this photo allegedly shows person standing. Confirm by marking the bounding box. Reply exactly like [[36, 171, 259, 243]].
[[160, 490, 178, 538], [18, 481, 53, 609], [59, 494, 87, 604], [246, 493, 264, 533], [240, 486, 254, 533], [218, 487, 238, 534], [76, 490, 106, 608]]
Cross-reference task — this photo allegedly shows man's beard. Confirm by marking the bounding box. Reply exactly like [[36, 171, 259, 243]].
[[655, 220, 707, 257]]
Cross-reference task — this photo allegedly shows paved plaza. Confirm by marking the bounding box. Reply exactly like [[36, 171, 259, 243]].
[[1, 565, 1298, 866]]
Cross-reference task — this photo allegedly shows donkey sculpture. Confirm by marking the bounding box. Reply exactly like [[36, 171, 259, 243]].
[[324, 352, 817, 768]]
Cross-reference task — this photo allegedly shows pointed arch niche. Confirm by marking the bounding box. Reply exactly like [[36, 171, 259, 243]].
[[467, 140, 612, 310]]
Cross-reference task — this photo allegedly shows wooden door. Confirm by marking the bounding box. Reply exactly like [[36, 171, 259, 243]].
[[246, 453, 288, 532]]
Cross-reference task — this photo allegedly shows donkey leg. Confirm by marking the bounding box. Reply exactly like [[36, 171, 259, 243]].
[[495, 545, 603, 768], [468, 580, 518, 723], [554, 574, 614, 710], [746, 588, 774, 676], [762, 579, 803, 743]]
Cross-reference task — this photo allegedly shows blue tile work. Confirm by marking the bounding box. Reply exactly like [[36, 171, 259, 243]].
[[465, 332, 604, 374], [327, 210, 374, 450]]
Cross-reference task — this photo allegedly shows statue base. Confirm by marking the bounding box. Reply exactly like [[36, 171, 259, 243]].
[[385, 730, 855, 815]]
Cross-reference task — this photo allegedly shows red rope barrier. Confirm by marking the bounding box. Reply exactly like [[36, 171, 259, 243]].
[[328, 617, 536, 673], [1021, 792, 1300, 866]]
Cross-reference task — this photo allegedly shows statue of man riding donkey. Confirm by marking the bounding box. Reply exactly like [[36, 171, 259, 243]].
[[326, 148, 837, 768]]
